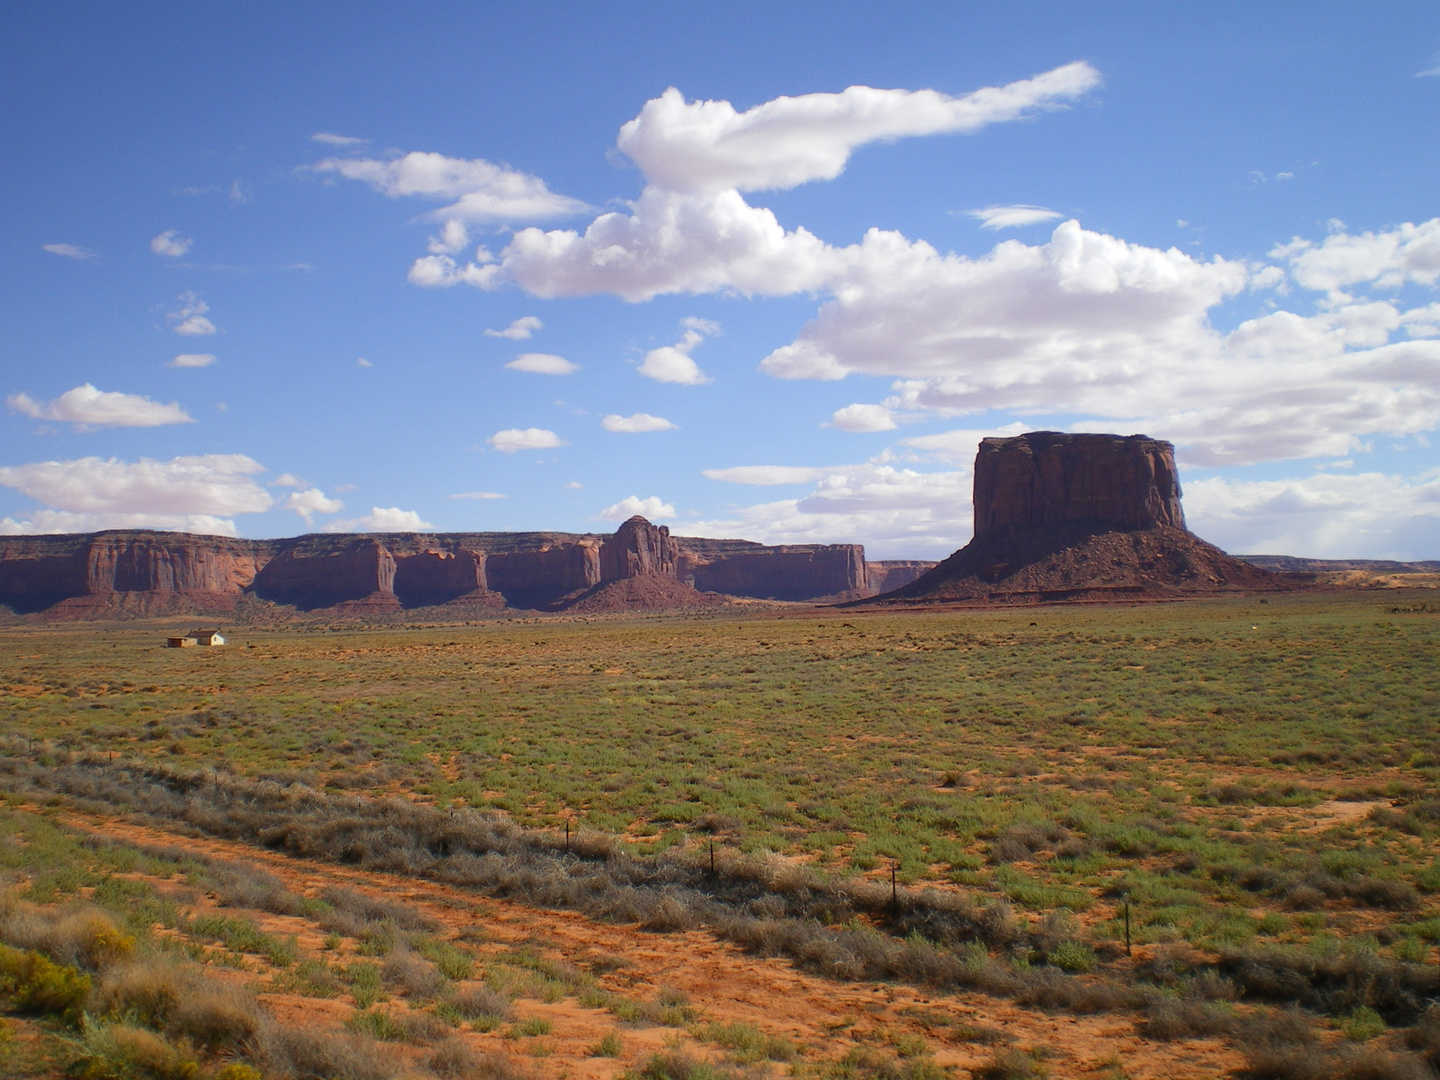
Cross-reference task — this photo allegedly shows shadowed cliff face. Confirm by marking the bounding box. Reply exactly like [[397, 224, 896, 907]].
[[974, 431, 1184, 538], [689, 546, 868, 601], [0, 533, 267, 614], [251, 540, 399, 611]]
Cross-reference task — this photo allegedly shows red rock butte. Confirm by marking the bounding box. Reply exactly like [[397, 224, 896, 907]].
[[880, 431, 1298, 605]]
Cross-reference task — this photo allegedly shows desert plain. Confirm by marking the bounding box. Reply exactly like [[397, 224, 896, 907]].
[[0, 590, 1438, 1079]]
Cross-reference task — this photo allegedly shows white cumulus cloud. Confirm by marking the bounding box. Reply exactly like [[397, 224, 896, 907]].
[[615, 63, 1100, 194], [1275, 219, 1440, 292], [7, 384, 193, 428], [0, 453, 273, 535], [488, 427, 565, 452], [166, 291, 217, 336], [285, 488, 344, 524], [968, 204, 1064, 230], [344, 64, 1096, 302], [639, 320, 715, 384], [167, 353, 216, 368], [756, 218, 1440, 468], [312, 150, 589, 222], [599, 495, 676, 520], [1184, 470, 1440, 560], [505, 353, 578, 375], [150, 230, 193, 257], [321, 506, 435, 532], [427, 219, 470, 255], [602, 412, 676, 432], [485, 315, 543, 340]]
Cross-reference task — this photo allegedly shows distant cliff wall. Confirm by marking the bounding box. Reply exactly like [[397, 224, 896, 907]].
[[0, 521, 874, 616], [866, 560, 937, 595], [0, 533, 269, 614], [678, 541, 868, 600]]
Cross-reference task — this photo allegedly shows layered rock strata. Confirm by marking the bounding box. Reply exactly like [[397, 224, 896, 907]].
[[884, 431, 1297, 604], [0, 519, 871, 617]]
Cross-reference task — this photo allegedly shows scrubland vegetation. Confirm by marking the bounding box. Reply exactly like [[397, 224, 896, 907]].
[[0, 590, 1438, 1076]]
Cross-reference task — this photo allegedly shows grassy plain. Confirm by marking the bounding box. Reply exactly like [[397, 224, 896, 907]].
[[1, 590, 1439, 1077], [4, 592, 1439, 950]]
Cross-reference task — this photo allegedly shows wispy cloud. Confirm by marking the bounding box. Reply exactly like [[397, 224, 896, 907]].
[[167, 353, 216, 368], [967, 204, 1063, 230], [449, 491, 506, 500], [311, 131, 368, 147], [42, 243, 99, 261], [166, 292, 217, 336], [485, 316, 543, 340], [506, 353, 577, 375]]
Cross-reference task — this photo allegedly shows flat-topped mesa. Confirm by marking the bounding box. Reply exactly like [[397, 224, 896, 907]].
[[878, 430, 1295, 604], [974, 431, 1184, 540], [600, 516, 679, 581]]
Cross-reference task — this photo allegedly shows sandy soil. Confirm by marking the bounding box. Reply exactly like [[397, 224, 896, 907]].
[[59, 812, 1246, 1080]]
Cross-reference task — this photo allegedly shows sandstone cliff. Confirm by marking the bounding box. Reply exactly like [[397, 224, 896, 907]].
[[675, 538, 868, 600], [0, 518, 870, 618]]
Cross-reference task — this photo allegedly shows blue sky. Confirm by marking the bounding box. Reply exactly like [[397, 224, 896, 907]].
[[3, 3, 1438, 558]]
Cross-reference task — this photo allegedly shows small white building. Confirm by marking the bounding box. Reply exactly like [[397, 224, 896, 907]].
[[189, 630, 225, 646]]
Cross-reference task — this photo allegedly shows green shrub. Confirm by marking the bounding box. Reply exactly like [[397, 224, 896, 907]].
[[1343, 1006, 1386, 1042], [68, 1020, 199, 1080], [347, 1009, 408, 1042], [592, 1030, 624, 1057], [1048, 941, 1096, 974], [412, 938, 474, 981], [0, 944, 91, 1023], [185, 915, 296, 968], [693, 1021, 797, 1062]]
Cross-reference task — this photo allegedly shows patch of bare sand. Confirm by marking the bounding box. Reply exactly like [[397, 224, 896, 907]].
[[65, 813, 1244, 1080]]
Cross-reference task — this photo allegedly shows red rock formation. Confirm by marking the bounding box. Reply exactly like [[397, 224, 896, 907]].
[[880, 431, 1300, 605], [684, 545, 868, 601], [865, 561, 937, 595], [0, 520, 879, 618], [391, 550, 495, 608], [599, 516, 678, 581], [485, 541, 601, 609], [251, 539, 400, 611], [674, 538, 868, 601], [974, 431, 1184, 538], [0, 531, 264, 615]]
